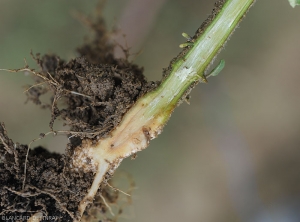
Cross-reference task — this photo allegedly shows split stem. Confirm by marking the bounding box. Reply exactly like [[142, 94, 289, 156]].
[[76, 0, 255, 219]]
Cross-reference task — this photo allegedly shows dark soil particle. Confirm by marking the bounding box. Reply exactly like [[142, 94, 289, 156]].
[[0, 122, 89, 221], [26, 4, 159, 139], [33, 54, 157, 139], [0, 3, 157, 221]]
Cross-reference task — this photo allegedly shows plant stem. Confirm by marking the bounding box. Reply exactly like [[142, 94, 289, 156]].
[[75, 0, 256, 219], [156, 0, 255, 109]]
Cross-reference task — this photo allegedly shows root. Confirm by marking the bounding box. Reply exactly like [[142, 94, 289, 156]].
[[22, 131, 54, 190], [0, 67, 57, 86], [22, 127, 112, 190], [0, 126, 13, 155], [4, 185, 75, 220], [78, 160, 110, 220], [26, 185, 75, 220], [23, 81, 48, 93], [100, 194, 115, 216], [106, 182, 131, 197]]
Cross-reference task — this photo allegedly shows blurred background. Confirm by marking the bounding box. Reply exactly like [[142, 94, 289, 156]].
[[1, 0, 300, 221]]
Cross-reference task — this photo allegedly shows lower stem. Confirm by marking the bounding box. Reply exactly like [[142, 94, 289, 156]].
[[73, 0, 255, 219]]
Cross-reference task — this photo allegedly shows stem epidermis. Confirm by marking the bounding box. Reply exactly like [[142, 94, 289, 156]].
[[75, 0, 256, 219]]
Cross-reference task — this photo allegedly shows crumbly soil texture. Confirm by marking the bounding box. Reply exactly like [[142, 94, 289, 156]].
[[0, 6, 157, 222]]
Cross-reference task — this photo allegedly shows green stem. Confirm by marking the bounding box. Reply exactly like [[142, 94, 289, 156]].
[[76, 0, 256, 218], [289, 0, 300, 7], [144, 0, 255, 120]]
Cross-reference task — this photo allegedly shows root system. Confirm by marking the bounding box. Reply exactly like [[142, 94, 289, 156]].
[[0, 4, 157, 222]]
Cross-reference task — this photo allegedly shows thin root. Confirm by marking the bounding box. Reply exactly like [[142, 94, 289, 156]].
[[23, 81, 48, 93], [100, 193, 115, 216], [22, 131, 54, 190], [0, 133, 13, 155], [106, 183, 131, 197]]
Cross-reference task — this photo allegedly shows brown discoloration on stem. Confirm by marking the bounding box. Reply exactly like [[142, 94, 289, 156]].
[[1, 0, 256, 221]]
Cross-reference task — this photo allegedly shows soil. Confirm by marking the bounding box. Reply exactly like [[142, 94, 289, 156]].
[[0, 123, 120, 221], [0, 4, 157, 222], [0, 1, 225, 221]]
